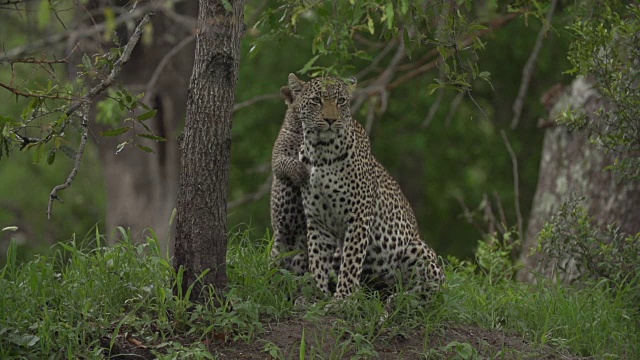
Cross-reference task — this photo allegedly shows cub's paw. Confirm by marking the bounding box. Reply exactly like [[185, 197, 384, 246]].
[[289, 161, 309, 187]]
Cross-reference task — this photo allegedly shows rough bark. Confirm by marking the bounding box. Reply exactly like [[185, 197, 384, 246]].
[[173, 0, 245, 296], [517, 77, 640, 282]]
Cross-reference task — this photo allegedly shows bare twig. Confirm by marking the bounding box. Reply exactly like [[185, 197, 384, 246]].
[[500, 130, 523, 238], [228, 175, 273, 209], [64, 12, 155, 119], [355, 41, 397, 80], [47, 103, 89, 219], [0, 81, 77, 100], [390, 13, 518, 90], [454, 194, 485, 235], [8, 56, 67, 64], [46, 12, 155, 218], [159, 5, 197, 31], [510, 0, 558, 129], [144, 34, 196, 104], [421, 69, 446, 128], [352, 34, 406, 119], [233, 93, 281, 112], [444, 91, 465, 127], [0, 1, 180, 62], [492, 191, 508, 229]]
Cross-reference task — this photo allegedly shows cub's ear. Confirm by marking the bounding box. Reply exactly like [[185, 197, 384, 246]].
[[288, 73, 305, 97], [346, 76, 357, 94], [280, 86, 294, 105]]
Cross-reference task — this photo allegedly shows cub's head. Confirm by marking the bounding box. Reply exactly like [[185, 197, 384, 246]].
[[287, 74, 356, 134]]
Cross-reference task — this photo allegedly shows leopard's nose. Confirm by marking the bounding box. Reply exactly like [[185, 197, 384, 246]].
[[324, 118, 336, 125]]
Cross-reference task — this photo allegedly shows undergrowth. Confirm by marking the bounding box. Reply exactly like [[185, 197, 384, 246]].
[[1, 227, 638, 359]]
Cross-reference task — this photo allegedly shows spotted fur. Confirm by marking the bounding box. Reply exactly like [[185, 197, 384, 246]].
[[289, 74, 445, 300], [270, 85, 308, 275]]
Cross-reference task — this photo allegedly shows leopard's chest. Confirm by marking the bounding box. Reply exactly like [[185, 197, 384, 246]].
[[303, 162, 351, 237]]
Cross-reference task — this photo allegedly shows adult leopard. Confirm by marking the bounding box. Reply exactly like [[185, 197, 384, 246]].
[[289, 74, 445, 300]]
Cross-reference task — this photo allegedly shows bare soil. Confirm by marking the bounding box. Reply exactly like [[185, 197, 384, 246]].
[[207, 318, 585, 360]]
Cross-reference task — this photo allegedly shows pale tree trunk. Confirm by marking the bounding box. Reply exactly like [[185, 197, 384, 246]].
[[517, 77, 640, 282], [174, 0, 245, 296], [91, 3, 198, 255]]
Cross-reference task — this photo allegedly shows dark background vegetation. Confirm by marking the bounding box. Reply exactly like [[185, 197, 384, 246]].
[[1, 1, 570, 262]]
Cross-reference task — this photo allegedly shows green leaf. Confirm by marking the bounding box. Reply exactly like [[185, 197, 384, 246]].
[[385, 3, 394, 30], [300, 55, 320, 75], [221, 0, 233, 13], [367, 16, 375, 35], [7, 334, 39, 347], [47, 149, 56, 165], [137, 134, 166, 142], [82, 54, 92, 70], [100, 127, 131, 137], [60, 144, 77, 159], [103, 7, 116, 42], [137, 109, 157, 121], [401, 0, 409, 15], [116, 141, 130, 154], [32, 143, 43, 164], [37, 0, 50, 29], [135, 144, 154, 153]]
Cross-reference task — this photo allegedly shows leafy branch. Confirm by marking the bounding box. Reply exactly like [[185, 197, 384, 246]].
[[42, 12, 156, 218]]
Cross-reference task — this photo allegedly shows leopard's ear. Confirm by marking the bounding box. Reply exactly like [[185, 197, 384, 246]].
[[346, 76, 357, 94], [288, 73, 305, 97], [280, 86, 294, 105]]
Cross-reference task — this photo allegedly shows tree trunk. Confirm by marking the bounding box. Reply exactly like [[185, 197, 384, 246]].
[[517, 77, 640, 282], [174, 0, 245, 296]]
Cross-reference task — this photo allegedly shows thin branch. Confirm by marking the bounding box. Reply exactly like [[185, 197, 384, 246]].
[[355, 41, 397, 80], [0, 1, 180, 62], [510, 0, 558, 129], [421, 68, 447, 128], [233, 93, 280, 112], [492, 191, 508, 230], [8, 56, 67, 64], [500, 130, 523, 238], [444, 90, 465, 127], [352, 34, 406, 119], [364, 97, 377, 134], [47, 103, 89, 219], [159, 5, 197, 32], [390, 13, 518, 90], [45, 13, 155, 218], [228, 175, 273, 209], [454, 194, 485, 235], [144, 34, 196, 104], [0, 81, 78, 100], [64, 12, 155, 119]]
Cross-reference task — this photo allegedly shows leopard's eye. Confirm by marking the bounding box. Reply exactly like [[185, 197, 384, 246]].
[[310, 96, 322, 105], [336, 97, 347, 105]]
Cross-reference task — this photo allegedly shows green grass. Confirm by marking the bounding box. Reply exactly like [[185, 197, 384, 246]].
[[1, 227, 638, 359]]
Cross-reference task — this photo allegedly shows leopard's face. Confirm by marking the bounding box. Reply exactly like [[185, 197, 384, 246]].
[[288, 75, 356, 136]]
